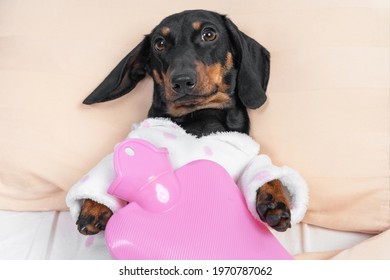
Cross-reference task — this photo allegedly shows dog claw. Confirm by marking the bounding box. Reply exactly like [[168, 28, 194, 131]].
[[281, 211, 290, 219], [94, 222, 105, 230]]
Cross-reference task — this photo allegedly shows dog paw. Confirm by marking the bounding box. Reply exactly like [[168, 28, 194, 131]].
[[76, 199, 113, 235], [256, 179, 291, 232]]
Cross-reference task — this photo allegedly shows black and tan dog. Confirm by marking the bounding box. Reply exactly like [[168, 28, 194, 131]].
[[77, 10, 291, 235]]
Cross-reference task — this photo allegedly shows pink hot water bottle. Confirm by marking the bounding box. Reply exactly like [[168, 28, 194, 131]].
[[105, 139, 292, 259]]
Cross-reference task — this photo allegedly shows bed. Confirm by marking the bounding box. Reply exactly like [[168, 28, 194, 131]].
[[0, 0, 388, 260]]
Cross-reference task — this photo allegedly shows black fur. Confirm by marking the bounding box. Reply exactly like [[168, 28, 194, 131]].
[[83, 10, 270, 137]]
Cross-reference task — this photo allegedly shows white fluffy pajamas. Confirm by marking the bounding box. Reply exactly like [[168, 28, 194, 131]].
[[66, 118, 308, 225]]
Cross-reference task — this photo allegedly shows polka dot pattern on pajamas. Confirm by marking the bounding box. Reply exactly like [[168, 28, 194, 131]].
[[203, 146, 213, 156], [163, 132, 177, 139]]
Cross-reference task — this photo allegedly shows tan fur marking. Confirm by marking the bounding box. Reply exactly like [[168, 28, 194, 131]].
[[224, 52, 233, 71], [81, 199, 111, 217], [78, 199, 112, 235], [195, 61, 222, 94], [194, 58, 232, 97], [192, 21, 202, 30], [161, 27, 170, 36], [153, 69, 163, 85], [257, 180, 291, 208], [161, 71, 173, 100]]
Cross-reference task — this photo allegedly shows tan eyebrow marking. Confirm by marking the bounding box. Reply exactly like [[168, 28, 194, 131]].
[[192, 21, 201, 30], [161, 27, 170, 36]]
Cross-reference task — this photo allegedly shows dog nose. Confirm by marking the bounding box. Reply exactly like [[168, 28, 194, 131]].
[[171, 74, 196, 94]]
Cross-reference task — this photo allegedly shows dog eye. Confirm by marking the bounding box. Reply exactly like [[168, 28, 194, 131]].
[[201, 29, 217, 42], [154, 38, 167, 52]]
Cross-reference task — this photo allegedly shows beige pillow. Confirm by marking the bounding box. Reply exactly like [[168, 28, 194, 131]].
[[1, 1, 388, 233]]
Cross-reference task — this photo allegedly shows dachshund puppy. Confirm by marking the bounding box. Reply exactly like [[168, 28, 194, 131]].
[[77, 10, 291, 235]]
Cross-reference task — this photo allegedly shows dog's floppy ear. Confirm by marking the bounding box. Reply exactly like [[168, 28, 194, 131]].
[[223, 17, 270, 109], [83, 36, 151, 105]]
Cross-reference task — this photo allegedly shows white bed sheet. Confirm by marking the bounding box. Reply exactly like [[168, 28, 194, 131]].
[[0, 210, 372, 260]]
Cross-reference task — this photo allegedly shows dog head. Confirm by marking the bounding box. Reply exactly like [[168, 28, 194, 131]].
[[83, 10, 270, 118]]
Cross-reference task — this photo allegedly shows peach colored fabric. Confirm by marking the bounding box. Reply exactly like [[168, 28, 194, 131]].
[[0, 0, 388, 237]]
